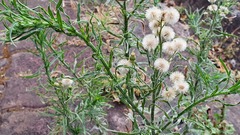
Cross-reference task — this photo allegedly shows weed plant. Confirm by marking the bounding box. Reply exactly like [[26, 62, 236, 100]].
[[0, 0, 239, 134]]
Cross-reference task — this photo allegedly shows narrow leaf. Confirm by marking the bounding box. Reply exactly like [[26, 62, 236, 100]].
[[109, 49, 113, 68], [18, 30, 38, 41], [56, 10, 63, 29], [48, 6, 54, 19], [56, 0, 63, 10], [77, 3, 81, 22], [219, 58, 230, 76]]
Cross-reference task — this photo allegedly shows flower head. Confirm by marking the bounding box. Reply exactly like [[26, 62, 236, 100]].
[[170, 71, 185, 83], [61, 78, 74, 87], [172, 38, 187, 52], [154, 58, 170, 72], [163, 7, 180, 25], [162, 41, 175, 55], [162, 88, 176, 101], [174, 81, 189, 94], [142, 34, 159, 51], [161, 26, 175, 41], [145, 7, 162, 22], [208, 4, 218, 11], [117, 59, 132, 75]]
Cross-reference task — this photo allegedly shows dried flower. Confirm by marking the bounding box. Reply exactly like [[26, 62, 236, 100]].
[[170, 71, 185, 83], [162, 88, 176, 101], [117, 59, 132, 75], [172, 38, 187, 52], [61, 78, 74, 87], [154, 58, 170, 72], [163, 7, 180, 25], [162, 41, 175, 55], [174, 81, 189, 94], [208, 4, 218, 11], [142, 34, 159, 51], [145, 7, 162, 22], [161, 26, 175, 41]]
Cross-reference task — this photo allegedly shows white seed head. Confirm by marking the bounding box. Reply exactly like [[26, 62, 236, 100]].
[[174, 81, 189, 94], [170, 71, 185, 83], [149, 20, 161, 35], [161, 26, 175, 41], [154, 58, 170, 72], [61, 78, 74, 87], [162, 88, 176, 101], [208, 0, 217, 3], [163, 7, 180, 25], [145, 7, 163, 22], [117, 59, 132, 75], [142, 34, 159, 51], [162, 41, 176, 55], [208, 4, 218, 11], [172, 38, 187, 52]]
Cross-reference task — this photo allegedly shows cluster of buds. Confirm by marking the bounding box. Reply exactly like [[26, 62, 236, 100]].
[[207, 0, 229, 17]]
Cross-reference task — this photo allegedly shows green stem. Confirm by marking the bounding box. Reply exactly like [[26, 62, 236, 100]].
[[123, 1, 129, 57], [150, 69, 160, 135], [151, 91, 156, 135], [114, 0, 130, 57], [160, 91, 229, 131], [129, 0, 145, 18], [117, 85, 150, 125], [34, 35, 53, 84], [199, 12, 217, 62]]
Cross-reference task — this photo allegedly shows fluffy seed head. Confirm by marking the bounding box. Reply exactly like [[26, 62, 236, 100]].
[[161, 26, 175, 41], [142, 34, 159, 51], [154, 58, 170, 72], [163, 7, 180, 25], [162, 41, 176, 55], [61, 78, 74, 87], [149, 20, 161, 35], [172, 38, 187, 52], [170, 71, 185, 83], [208, 4, 218, 11], [162, 88, 176, 101], [145, 7, 162, 22], [174, 81, 189, 94], [208, 0, 217, 3], [117, 59, 132, 75]]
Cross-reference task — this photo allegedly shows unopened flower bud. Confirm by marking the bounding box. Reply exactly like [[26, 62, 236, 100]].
[[61, 78, 74, 87]]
